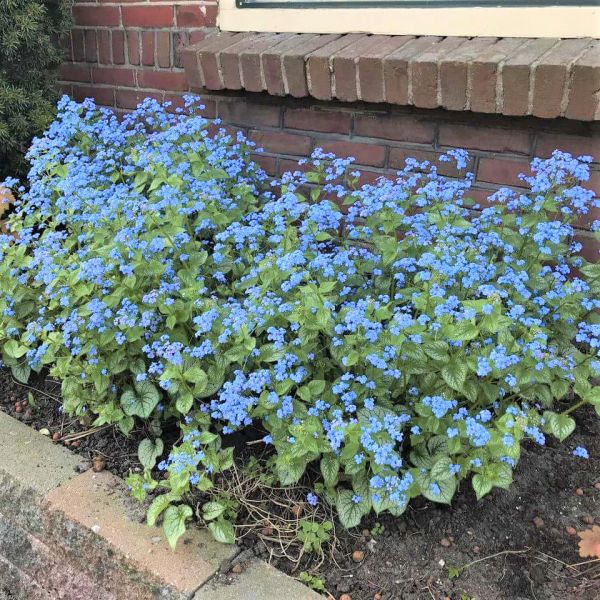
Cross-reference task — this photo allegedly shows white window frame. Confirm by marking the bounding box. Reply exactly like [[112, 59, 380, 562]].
[[218, 1, 600, 38]]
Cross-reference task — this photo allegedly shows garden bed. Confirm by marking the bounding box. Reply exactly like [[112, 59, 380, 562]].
[[2, 368, 598, 600]]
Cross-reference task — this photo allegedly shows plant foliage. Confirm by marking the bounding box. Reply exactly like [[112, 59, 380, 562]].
[[0, 0, 72, 178], [1, 97, 599, 547]]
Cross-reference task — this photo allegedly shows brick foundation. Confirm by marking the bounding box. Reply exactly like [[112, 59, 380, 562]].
[[58, 2, 600, 257]]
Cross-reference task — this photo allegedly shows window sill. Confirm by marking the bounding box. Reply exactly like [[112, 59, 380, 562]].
[[180, 32, 599, 121]]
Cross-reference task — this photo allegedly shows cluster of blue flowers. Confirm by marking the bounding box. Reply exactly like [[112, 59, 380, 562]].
[[1, 97, 598, 536]]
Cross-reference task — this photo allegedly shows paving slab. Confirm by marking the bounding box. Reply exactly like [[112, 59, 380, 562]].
[[194, 558, 322, 600], [45, 468, 237, 596], [0, 411, 84, 494]]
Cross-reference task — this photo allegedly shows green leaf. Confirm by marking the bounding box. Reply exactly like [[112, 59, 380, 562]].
[[423, 341, 449, 362], [544, 411, 576, 442], [202, 501, 226, 521], [336, 489, 369, 529], [441, 361, 467, 392], [4, 340, 27, 359], [184, 366, 207, 388], [320, 455, 339, 488], [138, 438, 164, 470], [163, 504, 192, 549], [472, 474, 493, 500], [175, 392, 194, 414], [208, 518, 235, 544], [121, 381, 160, 418], [277, 457, 307, 485], [147, 493, 176, 527], [11, 363, 30, 384]]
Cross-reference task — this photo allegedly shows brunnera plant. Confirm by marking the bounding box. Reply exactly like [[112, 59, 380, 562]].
[[1, 97, 599, 548]]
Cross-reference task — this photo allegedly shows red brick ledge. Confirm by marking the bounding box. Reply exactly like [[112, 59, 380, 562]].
[[180, 32, 600, 121]]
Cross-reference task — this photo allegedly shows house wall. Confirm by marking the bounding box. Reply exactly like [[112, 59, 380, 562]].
[[59, 1, 599, 258]]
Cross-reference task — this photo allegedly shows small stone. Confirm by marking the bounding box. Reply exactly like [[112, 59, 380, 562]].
[[374, 594, 382, 600], [260, 526, 274, 537], [231, 563, 243, 574], [594, 482, 600, 490], [438, 559, 445, 567], [151, 536, 161, 544], [352, 550, 365, 562], [340, 595, 352, 600], [473, 545, 481, 554], [533, 516, 545, 529], [582, 515, 594, 525], [91, 525, 101, 534], [575, 488, 584, 496], [39, 428, 50, 436], [71, 440, 80, 448], [362, 528, 370, 538], [440, 538, 452, 547], [15, 404, 22, 413], [92, 456, 105, 472], [52, 432, 61, 442], [566, 526, 577, 536]]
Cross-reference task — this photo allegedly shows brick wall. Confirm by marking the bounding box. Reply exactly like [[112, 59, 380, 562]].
[[59, 5, 599, 259], [62, 0, 216, 108]]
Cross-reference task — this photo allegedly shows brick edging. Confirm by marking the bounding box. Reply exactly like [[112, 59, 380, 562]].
[[180, 32, 600, 121], [0, 411, 320, 600]]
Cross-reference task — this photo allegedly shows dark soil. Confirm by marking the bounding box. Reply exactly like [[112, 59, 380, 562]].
[[1, 368, 599, 600], [0, 369, 142, 478]]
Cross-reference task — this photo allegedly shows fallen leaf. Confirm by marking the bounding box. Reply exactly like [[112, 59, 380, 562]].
[[578, 526, 600, 559]]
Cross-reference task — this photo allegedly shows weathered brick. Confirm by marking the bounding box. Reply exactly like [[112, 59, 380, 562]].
[[111, 30, 125, 65], [137, 70, 187, 91], [249, 130, 312, 155], [156, 31, 171, 69], [354, 113, 435, 145], [73, 6, 120, 27], [59, 63, 91, 83], [203, 32, 253, 90], [72, 84, 114, 107], [175, 4, 213, 28], [383, 36, 441, 105], [240, 33, 284, 93], [284, 108, 351, 134], [470, 38, 527, 114], [141, 31, 155, 67], [477, 158, 531, 186], [262, 34, 310, 97], [357, 36, 413, 103], [389, 147, 474, 176], [71, 30, 85, 63], [180, 46, 202, 88], [121, 6, 174, 28], [566, 41, 600, 121], [91, 66, 135, 87], [501, 38, 559, 116], [410, 37, 468, 109], [84, 29, 97, 63], [438, 123, 531, 155], [218, 100, 281, 128], [281, 34, 339, 98], [97, 30, 111, 65], [316, 139, 386, 167], [126, 30, 140, 66], [306, 35, 363, 101], [439, 37, 497, 111], [535, 132, 600, 162], [252, 153, 279, 176], [332, 35, 385, 103], [532, 38, 592, 119], [116, 88, 163, 110]]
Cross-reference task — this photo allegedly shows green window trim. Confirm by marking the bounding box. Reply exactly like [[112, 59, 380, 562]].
[[237, 0, 600, 8]]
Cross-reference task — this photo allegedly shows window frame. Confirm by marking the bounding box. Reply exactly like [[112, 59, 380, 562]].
[[218, 0, 600, 37]]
